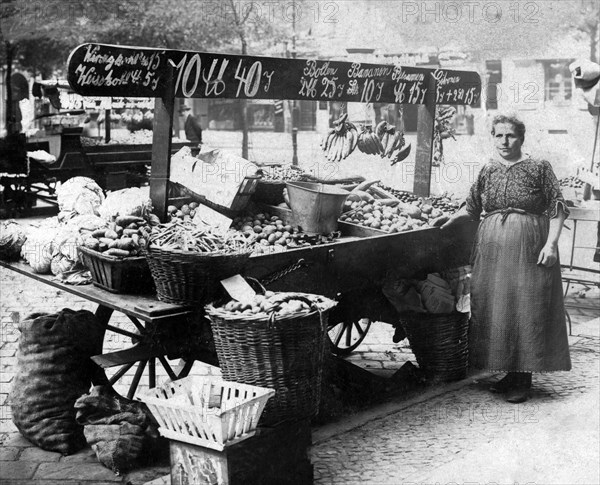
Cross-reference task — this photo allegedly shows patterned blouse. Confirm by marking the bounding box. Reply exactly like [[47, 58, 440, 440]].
[[465, 158, 569, 220]]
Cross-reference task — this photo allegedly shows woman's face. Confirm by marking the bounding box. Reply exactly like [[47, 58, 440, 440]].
[[493, 122, 523, 161]]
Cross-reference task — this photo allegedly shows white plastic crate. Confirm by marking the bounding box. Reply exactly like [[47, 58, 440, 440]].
[[139, 376, 275, 451]]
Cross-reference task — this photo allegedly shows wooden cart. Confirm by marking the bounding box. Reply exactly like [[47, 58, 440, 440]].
[[1, 43, 482, 396]]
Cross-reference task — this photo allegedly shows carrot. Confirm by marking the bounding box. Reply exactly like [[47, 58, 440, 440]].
[[123, 228, 138, 237], [91, 229, 106, 239], [354, 179, 380, 192], [113, 238, 134, 250], [116, 215, 145, 227], [105, 248, 131, 257], [104, 230, 119, 240]]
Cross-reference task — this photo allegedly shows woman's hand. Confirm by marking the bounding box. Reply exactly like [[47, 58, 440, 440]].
[[431, 215, 453, 229], [537, 243, 558, 267]]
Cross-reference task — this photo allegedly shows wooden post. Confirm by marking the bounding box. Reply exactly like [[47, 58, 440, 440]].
[[150, 64, 175, 221], [413, 73, 437, 197]]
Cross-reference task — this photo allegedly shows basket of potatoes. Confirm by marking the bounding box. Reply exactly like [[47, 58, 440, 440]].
[[205, 287, 336, 425]]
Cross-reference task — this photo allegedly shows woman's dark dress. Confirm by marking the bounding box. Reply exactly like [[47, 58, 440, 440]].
[[466, 158, 571, 372]]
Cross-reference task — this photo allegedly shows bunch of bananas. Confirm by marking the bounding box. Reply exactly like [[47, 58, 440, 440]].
[[357, 126, 384, 155], [321, 113, 359, 162], [432, 106, 456, 166], [375, 121, 406, 158]]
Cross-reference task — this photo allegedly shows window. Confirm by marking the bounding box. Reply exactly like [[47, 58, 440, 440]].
[[543, 60, 572, 105]]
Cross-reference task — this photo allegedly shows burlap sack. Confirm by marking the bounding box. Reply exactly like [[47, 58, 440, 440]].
[[10, 309, 105, 455], [75, 385, 161, 474]]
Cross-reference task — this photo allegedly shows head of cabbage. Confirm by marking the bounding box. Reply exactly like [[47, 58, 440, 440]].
[[0, 220, 28, 261]]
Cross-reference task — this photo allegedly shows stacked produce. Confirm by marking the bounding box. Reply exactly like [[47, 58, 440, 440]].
[[167, 202, 200, 222], [209, 291, 333, 318], [258, 165, 308, 182], [377, 184, 460, 215], [339, 199, 431, 233], [231, 212, 340, 254], [81, 129, 186, 146], [81, 215, 152, 258], [145, 219, 250, 254]]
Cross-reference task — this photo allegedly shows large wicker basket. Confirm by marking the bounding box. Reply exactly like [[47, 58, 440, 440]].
[[205, 293, 336, 426], [143, 246, 252, 305], [399, 312, 470, 382]]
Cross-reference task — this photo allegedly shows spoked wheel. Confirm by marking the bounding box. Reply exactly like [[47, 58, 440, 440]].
[[327, 318, 372, 356], [93, 308, 197, 399]]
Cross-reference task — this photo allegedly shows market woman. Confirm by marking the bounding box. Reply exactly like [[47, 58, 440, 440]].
[[434, 114, 571, 403]]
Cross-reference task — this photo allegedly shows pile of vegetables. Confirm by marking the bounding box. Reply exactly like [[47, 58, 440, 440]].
[[207, 291, 335, 319], [81, 215, 153, 258], [339, 199, 430, 233], [146, 219, 250, 254], [258, 165, 308, 182], [0, 220, 28, 261], [231, 211, 340, 255]]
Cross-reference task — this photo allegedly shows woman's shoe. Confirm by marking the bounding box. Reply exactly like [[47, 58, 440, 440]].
[[489, 373, 518, 393], [505, 372, 532, 403]]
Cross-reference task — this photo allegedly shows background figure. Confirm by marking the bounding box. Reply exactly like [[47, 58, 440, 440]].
[[569, 59, 600, 262], [179, 105, 203, 144]]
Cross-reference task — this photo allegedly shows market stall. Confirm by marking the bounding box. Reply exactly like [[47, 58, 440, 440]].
[[2, 42, 482, 480], [3, 42, 482, 386]]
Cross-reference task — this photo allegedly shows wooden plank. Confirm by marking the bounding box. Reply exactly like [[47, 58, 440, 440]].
[[0, 261, 192, 323], [91, 344, 162, 368], [67, 43, 481, 106], [413, 73, 437, 197], [569, 206, 600, 222]]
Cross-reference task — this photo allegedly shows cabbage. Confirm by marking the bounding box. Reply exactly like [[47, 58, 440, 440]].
[[65, 214, 107, 232], [21, 228, 55, 274], [56, 177, 105, 217], [51, 253, 79, 276], [0, 220, 28, 261], [98, 187, 152, 220]]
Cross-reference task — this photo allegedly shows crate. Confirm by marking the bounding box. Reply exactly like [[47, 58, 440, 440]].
[[140, 376, 275, 451], [78, 246, 153, 294]]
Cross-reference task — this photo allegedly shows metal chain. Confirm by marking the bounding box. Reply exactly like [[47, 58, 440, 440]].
[[260, 258, 308, 286]]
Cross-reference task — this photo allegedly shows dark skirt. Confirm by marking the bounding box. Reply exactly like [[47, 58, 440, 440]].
[[469, 212, 571, 372]]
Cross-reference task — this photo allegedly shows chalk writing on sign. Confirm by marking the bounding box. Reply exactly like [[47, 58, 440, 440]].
[[67, 44, 482, 105], [68, 44, 165, 97]]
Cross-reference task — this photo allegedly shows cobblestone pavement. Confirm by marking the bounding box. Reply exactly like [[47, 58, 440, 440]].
[[311, 332, 600, 485], [1, 259, 599, 484]]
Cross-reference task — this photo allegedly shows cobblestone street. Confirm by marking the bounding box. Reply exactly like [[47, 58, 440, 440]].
[[1, 251, 599, 484]]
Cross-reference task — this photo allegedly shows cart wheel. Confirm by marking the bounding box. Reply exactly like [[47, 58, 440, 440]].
[[94, 310, 196, 399], [327, 318, 372, 356]]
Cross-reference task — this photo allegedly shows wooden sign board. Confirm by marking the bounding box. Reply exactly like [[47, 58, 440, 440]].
[[67, 43, 481, 106]]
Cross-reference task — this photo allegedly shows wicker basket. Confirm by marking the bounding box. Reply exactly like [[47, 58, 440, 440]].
[[139, 376, 275, 451], [205, 293, 336, 426], [78, 246, 153, 294], [143, 246, 252, 305], [399, 311, 470, 382]]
